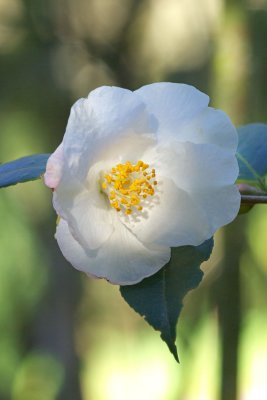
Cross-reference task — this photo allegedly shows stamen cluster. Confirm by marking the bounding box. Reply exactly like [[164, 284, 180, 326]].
[[101, 160, 157, 215]]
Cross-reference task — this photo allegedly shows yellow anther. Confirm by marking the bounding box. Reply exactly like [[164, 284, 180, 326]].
[[121, 198, 128, 205], [111, 200, 119, 209], [131, 197, 140, 205], [101, 160, 157, 215], [105, 175, 113, 183], [114, 181, 121, 190], [142, 163, 149, 171], [109, 191, 116, 200]]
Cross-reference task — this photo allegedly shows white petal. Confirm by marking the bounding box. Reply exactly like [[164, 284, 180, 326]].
[[87, 133, 156, 170], [56, 218, 171, 285], [144, 141, 239, 192], [135, 82, 209, 140], [181, 107, 238, 151], [53, 166, 113, 250], [120, 177, 212, 248], [44, 143, 64, 189], [63, 86, 154, 180], [195, 185, 241, 233], [56, 219, 94, 273]]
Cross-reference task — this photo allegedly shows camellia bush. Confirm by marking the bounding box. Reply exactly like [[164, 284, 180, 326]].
[[1, 82, 267, 362]]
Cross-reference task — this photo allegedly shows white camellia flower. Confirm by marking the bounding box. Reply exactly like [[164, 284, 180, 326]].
[[44, 83, 240, 285]]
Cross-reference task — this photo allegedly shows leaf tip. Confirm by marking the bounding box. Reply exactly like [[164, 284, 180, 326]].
[[167, 341, 179, 363]]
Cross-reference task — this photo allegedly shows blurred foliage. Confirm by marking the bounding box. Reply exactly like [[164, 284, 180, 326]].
[[12, 352, 64, 400], [0, 0, 267, 399]]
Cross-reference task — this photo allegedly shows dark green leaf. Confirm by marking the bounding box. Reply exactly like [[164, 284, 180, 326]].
[[237, 123, 267, 183], [120, 239, 213, 362], [0, 154, 50, 188]]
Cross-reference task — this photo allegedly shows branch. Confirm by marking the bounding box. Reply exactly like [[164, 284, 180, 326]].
[[241, 195, 267, 205], [238, 184, 267, 205]]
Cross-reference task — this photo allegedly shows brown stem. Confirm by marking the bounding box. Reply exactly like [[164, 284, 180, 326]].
[[241, 195, 267, 204]]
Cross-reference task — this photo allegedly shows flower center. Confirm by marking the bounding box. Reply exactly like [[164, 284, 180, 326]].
[[101, 160, 157, 215]]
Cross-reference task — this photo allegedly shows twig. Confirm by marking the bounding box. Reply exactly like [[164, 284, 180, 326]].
[[241, 195, 267, 205]]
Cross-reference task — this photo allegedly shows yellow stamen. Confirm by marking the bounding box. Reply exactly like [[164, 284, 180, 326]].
[[101, 160, 157, 215]]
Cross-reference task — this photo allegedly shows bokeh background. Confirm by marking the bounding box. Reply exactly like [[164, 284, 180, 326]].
[[0, 0, 267, 399]]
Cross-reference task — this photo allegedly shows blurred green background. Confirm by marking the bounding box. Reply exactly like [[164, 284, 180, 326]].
[[0, 0, 267, 399]]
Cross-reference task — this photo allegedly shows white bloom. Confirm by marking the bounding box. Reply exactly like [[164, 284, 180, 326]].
[[44, 83, 240, 285]]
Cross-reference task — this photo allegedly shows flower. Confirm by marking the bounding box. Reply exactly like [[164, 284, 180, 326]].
[[44, 83, 240, 285]]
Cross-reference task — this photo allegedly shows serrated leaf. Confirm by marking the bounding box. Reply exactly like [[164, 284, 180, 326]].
[[0, 154, 50, 188], [120, 239, 213, 362], [237, 123, 267, 183]]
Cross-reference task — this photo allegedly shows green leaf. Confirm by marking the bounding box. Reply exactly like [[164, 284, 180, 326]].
[[237, 123, 267, 185], [120, 239, 213, 362], [0, 154, 50, 188]]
